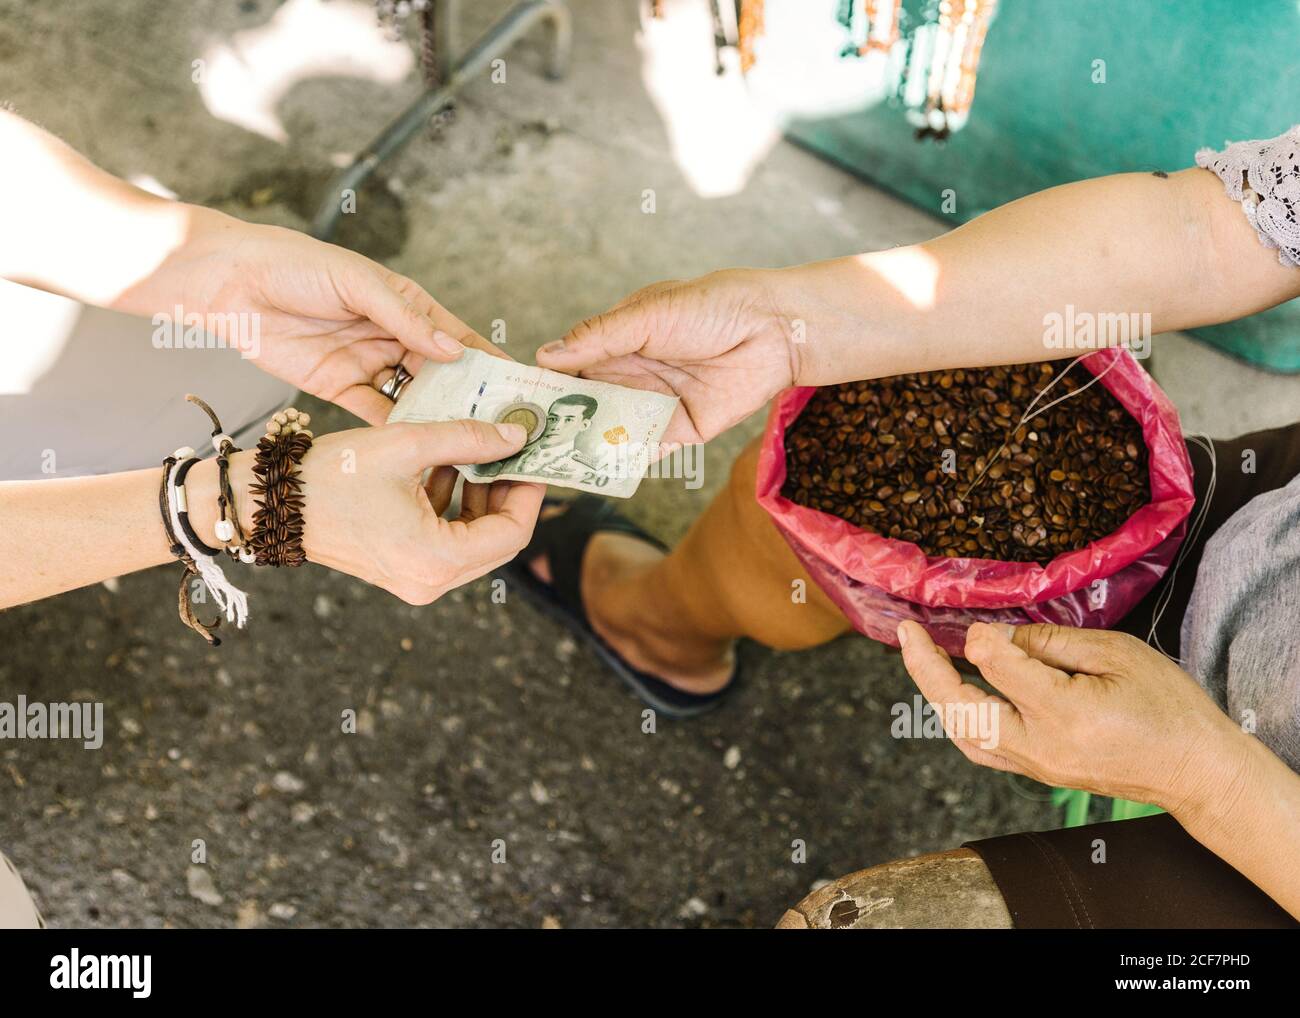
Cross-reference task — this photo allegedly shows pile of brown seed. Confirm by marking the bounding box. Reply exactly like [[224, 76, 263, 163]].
[[781, 361, 1150, 564]]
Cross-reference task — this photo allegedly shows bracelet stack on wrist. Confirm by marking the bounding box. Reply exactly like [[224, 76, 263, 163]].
[[157, 400, 315, 642], [158, 394, 259, 644]]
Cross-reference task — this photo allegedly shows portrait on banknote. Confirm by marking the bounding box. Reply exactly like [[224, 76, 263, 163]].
[[387, 349, 677, 498]]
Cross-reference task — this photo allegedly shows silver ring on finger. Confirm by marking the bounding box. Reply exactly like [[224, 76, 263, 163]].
[[379, 363, 415, 402]]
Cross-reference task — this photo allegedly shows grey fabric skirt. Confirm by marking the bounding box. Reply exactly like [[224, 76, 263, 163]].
[[0, 278, 293, 481]]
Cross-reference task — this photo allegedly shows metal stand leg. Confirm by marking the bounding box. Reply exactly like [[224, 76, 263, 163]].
[[312, 0, 572, 241], [432, 0, 460, 83]]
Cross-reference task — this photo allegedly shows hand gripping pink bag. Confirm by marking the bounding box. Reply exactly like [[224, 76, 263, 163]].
[[755, 350, 1195, 656]]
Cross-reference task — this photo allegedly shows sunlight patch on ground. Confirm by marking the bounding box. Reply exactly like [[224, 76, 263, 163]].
[[195, 0, 414, 144]]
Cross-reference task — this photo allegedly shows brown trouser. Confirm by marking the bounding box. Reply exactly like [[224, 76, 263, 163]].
[[665, 425, 1300, 928], [657, 440, 851, 652]]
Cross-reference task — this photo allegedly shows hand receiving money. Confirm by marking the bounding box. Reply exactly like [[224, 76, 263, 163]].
[[387, 349, 679, 498]]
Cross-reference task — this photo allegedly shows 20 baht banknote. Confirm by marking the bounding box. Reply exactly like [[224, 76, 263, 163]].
[[387, 348, 679, 498]]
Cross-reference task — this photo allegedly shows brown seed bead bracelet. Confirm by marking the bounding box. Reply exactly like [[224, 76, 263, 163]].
[[248, 409, 313, 567]]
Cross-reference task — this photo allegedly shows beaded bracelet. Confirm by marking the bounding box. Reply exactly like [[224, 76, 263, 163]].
[[248, 409, 313, 567]]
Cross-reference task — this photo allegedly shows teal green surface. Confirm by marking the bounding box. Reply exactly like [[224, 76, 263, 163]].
[[786, 0, 1300, 371]]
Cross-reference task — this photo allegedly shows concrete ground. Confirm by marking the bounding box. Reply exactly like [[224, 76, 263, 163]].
[[1, 0, 1296, 928]]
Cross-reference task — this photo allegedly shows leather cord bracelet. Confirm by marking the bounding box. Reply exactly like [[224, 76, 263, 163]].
[[172, 456, 222, 557], [186, 393, 254, 562], [159, 452, 224, 645], [248, 409, 313, 567], [215, 450, 254, 563], [157, 454, 186, 562]]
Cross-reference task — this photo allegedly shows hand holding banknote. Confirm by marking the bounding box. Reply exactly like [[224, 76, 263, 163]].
[[388, 348, 679, 498], [290, 420, 543, 604]]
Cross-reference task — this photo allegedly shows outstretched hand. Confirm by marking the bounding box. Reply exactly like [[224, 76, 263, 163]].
[[180, 212, 507, 425], [536, 270, 800, 444]]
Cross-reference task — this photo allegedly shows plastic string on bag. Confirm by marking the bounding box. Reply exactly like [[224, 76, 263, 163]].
[[1146, 432, 1216, 664], [958, 350, 1122, 505]]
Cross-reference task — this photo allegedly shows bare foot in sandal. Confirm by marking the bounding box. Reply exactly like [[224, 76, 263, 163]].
[[525, 502, 734, 696]]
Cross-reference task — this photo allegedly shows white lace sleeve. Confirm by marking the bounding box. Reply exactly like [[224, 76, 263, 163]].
[[1195, 126, 1300, 268]]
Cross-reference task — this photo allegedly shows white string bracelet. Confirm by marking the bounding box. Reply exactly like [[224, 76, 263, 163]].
[[167, 449, 251, 629]]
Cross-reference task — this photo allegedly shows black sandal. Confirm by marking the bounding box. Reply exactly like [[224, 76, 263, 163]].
[[500, 496, 737, 719]]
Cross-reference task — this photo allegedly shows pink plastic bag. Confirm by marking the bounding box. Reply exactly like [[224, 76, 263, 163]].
[[755, 350, 1195, 656]]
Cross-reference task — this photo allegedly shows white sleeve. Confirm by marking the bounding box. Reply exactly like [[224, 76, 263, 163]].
[[1196, 126, 1300, 269]]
